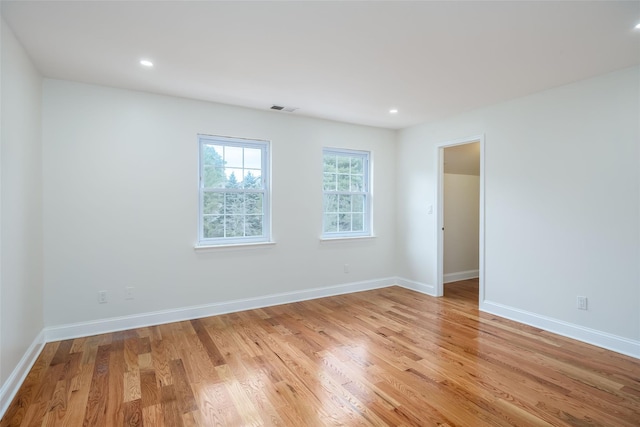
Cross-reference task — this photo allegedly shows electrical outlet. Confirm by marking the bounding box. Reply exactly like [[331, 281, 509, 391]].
[[98, 290, 108, 304], [125, 286, 134, 300], [344, 264, 350, 273], [577, 296, 588, 310]]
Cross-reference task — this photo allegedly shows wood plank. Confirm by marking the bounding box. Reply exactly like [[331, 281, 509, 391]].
[[160, 385, 183, 427], [190, 319, 226, 367], [150, 337, 173, 388], [169, 359, 198, 414], [106, 337, 125, 426], [81, 344, 111, 426], [49, 340, 74, 367], [141, 403, 164, 427], [140, 369, 159, 409], [123, 398, 143, 427]]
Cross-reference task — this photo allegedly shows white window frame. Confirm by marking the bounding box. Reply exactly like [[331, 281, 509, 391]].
[[322, 148, 371, 239], [198, 134, 270, 246]]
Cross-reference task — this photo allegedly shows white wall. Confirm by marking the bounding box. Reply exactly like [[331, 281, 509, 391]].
[[397, 66, 640, 345], [1, 33, 638, 413], [443, 173, 479, 279], [42, 80, 397, 327], [0, 19, 44, 386]]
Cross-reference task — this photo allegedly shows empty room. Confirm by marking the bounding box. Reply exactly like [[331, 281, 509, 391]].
[[1, 1, 639, 426]]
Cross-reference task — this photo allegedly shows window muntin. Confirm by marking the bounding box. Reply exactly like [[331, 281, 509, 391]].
[[199, 135, 270, 246], [322, 148, 371, 238]]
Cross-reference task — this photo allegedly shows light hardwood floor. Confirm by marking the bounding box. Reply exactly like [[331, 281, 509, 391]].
[[2, 279, 639, 426]]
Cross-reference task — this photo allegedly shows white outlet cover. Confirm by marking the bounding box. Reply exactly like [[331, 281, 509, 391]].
[[577, 296, 588, 310], [98, 291, 107, 303]]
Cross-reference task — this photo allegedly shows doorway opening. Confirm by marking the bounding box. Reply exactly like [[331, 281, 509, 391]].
[[436, 136, 484, 305]]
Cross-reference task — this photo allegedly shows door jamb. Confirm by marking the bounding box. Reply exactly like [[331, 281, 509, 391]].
[[435, 134, 485, 304]]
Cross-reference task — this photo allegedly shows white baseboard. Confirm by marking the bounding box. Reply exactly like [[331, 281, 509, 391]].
[[395, 277, 437, 296], [45, 277, 397, 342], [481, 300, 640, 359], [444, 269, 479, 283], [0, 330, 45, 419]]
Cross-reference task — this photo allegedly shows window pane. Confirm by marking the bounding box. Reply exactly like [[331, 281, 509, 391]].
[[244, 148, 262, 169], [225, 215, 244, 237], [323, 173, 336, 191], [324, 194, 338, 213], [323, 155, 337, 172], [352, 195, 364, 213], [224, 193, 244, 214], [203, 215, 224, 238], [338, 213, 351, 232], [245, 215, 263, 236], [350, 175, 363, 192], [338, 195, 351, 212], [337, 156, 350, 173], [352, 213, 364, 231], [203, 192, 224, 215], [243, 170, 262, 189], [323, 214, 338, 233], [245, 193, 263, 215], [203, 166, 225, 188], [351, 157, 363, 174], [225, 146, 243, 168], [337, 174, 350, 191], [225, 169, 242, 188], [203, 144, 224, 167]]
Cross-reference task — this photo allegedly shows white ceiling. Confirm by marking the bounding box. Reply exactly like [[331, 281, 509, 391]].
[[2, 1, 639, 129]]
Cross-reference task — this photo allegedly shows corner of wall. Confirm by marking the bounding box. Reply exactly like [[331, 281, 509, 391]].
[[0, 330, 45, 419]]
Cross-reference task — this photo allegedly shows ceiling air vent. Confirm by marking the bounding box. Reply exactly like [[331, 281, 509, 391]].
[[270, 105, 298, 113]]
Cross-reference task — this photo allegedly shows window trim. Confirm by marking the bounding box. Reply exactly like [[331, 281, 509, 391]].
[[197, 134, 271, 247], [321, 147, 372, 239]]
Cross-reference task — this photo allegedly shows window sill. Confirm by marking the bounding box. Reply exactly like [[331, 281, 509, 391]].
[[319, 235, 376, 242], [194, 241, 276, 251]]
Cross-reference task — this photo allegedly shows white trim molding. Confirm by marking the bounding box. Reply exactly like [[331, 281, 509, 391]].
[[395, 277, 437, 296], [444, 269, 479, 283], [481, 300, 640, 359], [45, 277, 397, 342], [0, 330, 46, 418]]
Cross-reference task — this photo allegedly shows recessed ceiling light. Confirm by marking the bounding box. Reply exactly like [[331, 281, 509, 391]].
[[139, 59, 154, 67], [635, 23, 640, 30], [389, 109, 398, 114]]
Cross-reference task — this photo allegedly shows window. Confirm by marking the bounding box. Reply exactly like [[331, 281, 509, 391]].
[[198, 135, 270, 246], [322, 148, 371, 238]]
